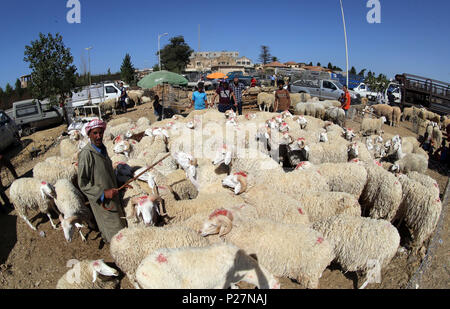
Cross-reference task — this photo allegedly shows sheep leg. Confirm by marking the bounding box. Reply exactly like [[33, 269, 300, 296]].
[[46, 213, 59, 229], [78, 229, 87, 242], [22, 215, 37, 231]]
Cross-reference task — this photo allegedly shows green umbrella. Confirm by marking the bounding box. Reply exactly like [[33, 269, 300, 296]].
[[137, 70, 188, 89]]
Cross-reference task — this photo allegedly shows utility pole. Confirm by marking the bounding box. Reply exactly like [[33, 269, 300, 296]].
[[158, 33, 168, 71], [85, 46, 93, 100], [339, 0, 349, 88]]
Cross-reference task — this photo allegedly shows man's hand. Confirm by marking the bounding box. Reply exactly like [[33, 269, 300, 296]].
[[104, 188, 119, 199]]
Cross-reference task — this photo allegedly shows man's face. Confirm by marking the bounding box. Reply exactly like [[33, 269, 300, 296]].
[[89, 128, 104, 148], [234, 78, 239, 84], [279, 84, 284, 90]]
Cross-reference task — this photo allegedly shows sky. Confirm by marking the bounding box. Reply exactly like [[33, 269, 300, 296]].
[[0, 0, 449, 89]]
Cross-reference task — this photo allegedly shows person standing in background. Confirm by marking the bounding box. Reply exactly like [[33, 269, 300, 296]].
[[341, 85, 351, 118], [274, 80, 291, 112], [229, 77, 246, 115], [190, 82, 208, 110], [119, 82, 127, 113], [212, 80, 237, 113]]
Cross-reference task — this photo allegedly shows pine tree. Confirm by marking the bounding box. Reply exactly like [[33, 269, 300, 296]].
[[120, 53, 135, 85], [15, 78, 24, 98], [258, 46, 272, 65]]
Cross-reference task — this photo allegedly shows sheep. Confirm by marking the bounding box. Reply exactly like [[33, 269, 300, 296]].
[[406, 171, 440, 199], [371, 104, 394, 126], [141, 96, 152, 104], [127, 90, 145, 105], [104, 121, 135, 140], [107, 117, 133, 128], [391, 153, 428, 174], [294, 191, 361, 223], [312, 214, 400, 289], [109, 226, 210, 286], [135, 243, 280, 289], [241, 184, 310, 226], [324, 107, 345, 127], [206, 219, 334, 289], [99, 97, 118, 115], [392, 106, 402, 127], [165, 168, 198, 200], [53, 179, 94, 242], [401, 107, 414, 121], [32, 156, 78, 185], [360, 116, 386, 136], [315, 163, 368, 198], [359, 162, 403, 222], [432, 126, 443, 152], [56, 259, 119, 289], [299, 140, 350, 165], [256, 92, 275, 112], [151, 152, 178, 176], [396, 174, 442, 249], [60, 138, 79, 159], [9, 178, 58, 230]]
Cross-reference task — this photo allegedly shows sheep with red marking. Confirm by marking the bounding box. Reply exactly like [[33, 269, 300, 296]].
[[315, 163, 368, 198], [396, 174, 442, 249], [33, 156, 78, 185], [110, 226, 210, 287], [360, 162, 403, 222], [135, 243, 280, 289], [312, 214, 400, 289], [9, 178, 58, 231], [201, 219, 334, 289]]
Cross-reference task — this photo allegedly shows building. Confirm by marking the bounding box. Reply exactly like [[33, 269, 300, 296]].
[[284, 61, 300, 69], [303, 66, 332, 73], [20, 75, 31, 88], [186, 51, 254, 72]]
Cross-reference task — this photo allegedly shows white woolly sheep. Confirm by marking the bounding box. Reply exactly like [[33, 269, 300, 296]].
[[216, 219, 334, 289], [406, 171, 440, 199], [360, 162, 403, 222], [257, 92, 275, 112], [392, 106, 402, 127], [324, 107, 345, 127], [99, 98, 118, 115], [9, 178, 58, 230], [397, 174, 442, 249], [312, 214, 400, 289], [135, 243, 280, 289], [316, 163, 368, 198], [33, 156, 78, 185], [391, 153, 428, 174], [109, 226, 210, 286], [370, 104, 394, 126], [360, 117, 386, 136], [56, 259, 119, 289], [53, 179, 94, 242]]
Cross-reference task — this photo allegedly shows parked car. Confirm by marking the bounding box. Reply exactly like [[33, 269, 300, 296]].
[[0, 110, 20, 151], [290, 78, 360, 103], [353, 83, 378, 101], [6, 99, 64, 136]]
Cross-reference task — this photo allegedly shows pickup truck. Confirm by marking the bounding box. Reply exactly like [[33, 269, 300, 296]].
[[6, 99, 64, 136], [0, 110, 20, 151], [290, 79, 360, 102], [353, 83, 378, 101], [67, 83, 125, 108]]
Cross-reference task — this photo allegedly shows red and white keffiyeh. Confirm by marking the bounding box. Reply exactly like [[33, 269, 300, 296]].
[[85, 119, 107, 135]]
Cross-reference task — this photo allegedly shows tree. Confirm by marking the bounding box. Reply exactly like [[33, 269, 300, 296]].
[[152, 64, 160, 72], [5, 83, 13, 97], [358, 69, 367, 77], [271, 56, 279, 62], [158, 36, 193, 74], [120, 53, 135, 85], [308, 62, 313, 66], [327, 62, 333, 69], [24, 32, 77, 105], [15, 79, 24, 98], [317, 62, 321, 67], [258, 46, 272, 65], [350, 66, 357, 75]]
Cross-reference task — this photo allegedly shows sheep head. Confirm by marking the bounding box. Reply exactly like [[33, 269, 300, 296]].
[[130, 195, 160, 226], [59, 214, 83, 242], [40, 181, 56, 200], [200, 208, 234, 237], [212, 145, 233, 166], [69, 130, 81, 141], [348, 143, 359, 159], [279, 122, 289, 133], [91, 259, 119, 283], [319, 132, 328, 143], [222, 173, 247, 195], [380, 116, 387, 124]]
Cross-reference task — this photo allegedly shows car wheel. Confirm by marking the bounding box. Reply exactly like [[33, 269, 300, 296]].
[[21, 127, 32, 137]]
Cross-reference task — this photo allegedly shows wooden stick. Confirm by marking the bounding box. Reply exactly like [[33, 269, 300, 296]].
[[101, 152, 171, 211], [117, 152, 171, 191]]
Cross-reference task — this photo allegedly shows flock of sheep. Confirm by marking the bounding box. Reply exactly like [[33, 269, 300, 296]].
[[7, 94, 447, 289]]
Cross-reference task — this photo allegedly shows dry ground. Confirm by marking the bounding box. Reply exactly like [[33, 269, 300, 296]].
[[0, 103, 448, 289]]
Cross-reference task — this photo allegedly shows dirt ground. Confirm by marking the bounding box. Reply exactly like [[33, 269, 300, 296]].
[[0, 102, 448, 289]]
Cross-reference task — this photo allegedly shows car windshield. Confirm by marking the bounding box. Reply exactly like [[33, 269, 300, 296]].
[[388, 84, 399, 92], [333, 81, 344, 90]]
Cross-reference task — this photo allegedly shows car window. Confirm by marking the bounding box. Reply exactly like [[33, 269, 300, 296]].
[[16, 105, 39, 117], [0, 112, 9, 122], [105, 86, 118, 94], [323, 81, 336, 90], [360, 85, 366, 90]]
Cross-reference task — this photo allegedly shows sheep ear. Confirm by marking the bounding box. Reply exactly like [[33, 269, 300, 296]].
[[92, 268, 98, 283], [218, 216, 233, 237], [224, 151, 232, 165], [234, 182, 241, 195]]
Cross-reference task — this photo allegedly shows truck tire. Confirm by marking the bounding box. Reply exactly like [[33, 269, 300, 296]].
[[21, 126, 32, 137]]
